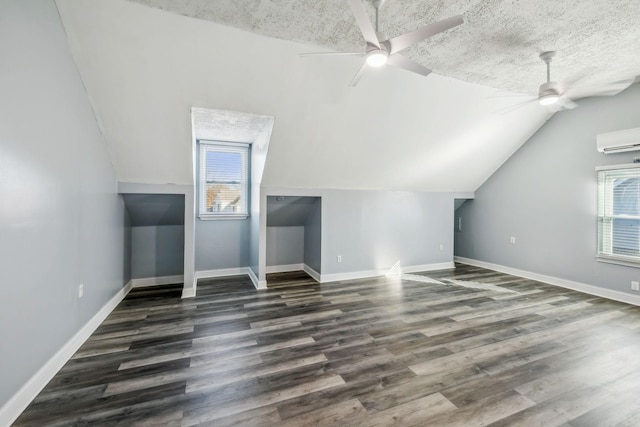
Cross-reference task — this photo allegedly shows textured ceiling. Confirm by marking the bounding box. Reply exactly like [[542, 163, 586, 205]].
[[192, 107, 274, 143], [128, 0, 640, 95]]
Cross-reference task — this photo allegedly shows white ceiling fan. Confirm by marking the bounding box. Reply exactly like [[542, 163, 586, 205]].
[[499, 51, 634, 113], [536, 51, 577, 110], [302, 0, 464, 86]]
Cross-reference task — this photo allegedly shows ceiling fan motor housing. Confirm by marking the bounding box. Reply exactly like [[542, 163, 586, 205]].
[[365, 43, 389, 66], [539, 81, 560, 96]]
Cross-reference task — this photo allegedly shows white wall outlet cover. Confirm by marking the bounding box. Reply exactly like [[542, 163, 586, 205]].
[[78, 283, 84, 298]]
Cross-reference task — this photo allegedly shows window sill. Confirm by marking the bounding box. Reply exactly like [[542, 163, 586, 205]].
[[198, 214, 249, 221], [596, 255, 640, 268]]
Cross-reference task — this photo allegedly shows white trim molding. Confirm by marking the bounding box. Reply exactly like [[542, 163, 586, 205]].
[[181, 287, 196, 298], [247, 268, 266, 290], [455, 256, 640, 307], [265, 263, 305, 274], [0, 281, 134, 427], [195, 267, 267, 290], [320, 262, 455, 283], [303, 264, 321, 282], [131, 275, 184, 288], [195, 268, 250, 279]]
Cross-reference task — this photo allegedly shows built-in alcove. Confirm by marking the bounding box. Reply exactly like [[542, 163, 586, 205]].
[[122, 194, 185, 282], [453, 197, 472, 256], [266, 196, 321, 282]]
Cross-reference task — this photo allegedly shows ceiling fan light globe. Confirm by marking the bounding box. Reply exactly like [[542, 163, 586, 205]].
[[539, 94, 559, 106], [366, 50, 388, 67]]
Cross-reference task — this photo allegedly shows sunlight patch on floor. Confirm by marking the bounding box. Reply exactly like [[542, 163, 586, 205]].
[[401, 274, 518, 294]]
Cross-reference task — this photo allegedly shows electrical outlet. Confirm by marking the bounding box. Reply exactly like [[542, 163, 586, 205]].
[[337, 255, 342, 263], [632, 281, 639, 291], [78, 283, 84, 299], [439, 244, 444, 251], [510, 236, 516, 244]]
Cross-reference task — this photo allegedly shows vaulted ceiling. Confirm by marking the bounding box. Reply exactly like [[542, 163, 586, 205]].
[[54, 0, 638, 193], [127, 0, 640, 94]]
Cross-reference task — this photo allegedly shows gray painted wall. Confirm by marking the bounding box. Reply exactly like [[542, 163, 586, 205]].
[[266, 227, 304, 266], [455, 83, 640, 296], [304, 198, 322, 273], [195, 140, 252, 271], [131, 226, 185, 278], [0, 0, 126, 408], [321, 190, 453, 274], [124, 210, 132, 284], [195, 219, 250, 271]]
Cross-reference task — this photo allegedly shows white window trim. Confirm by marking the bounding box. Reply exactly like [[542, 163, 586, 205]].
[[596, 164, 640, 267], [198, 140, 250, 220]]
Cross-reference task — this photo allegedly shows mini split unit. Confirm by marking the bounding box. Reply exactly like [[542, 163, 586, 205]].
[[597, 127, 640, 154]]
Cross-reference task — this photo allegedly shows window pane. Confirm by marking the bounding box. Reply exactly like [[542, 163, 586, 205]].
[[205, 151, 243, 183], [199, 142, 249, 217], [598, 168, 640, 261], [205, 183, 242, 213]]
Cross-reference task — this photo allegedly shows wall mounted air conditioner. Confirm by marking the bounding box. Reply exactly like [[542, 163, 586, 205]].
[[597, 127, 640, 154]]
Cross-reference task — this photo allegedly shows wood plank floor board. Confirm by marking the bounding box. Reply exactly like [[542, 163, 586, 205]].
[[13, 264, 640, 426]]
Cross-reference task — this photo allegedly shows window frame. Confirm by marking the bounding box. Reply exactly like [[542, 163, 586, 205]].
[[198, 140, 250, 220], [596, 164, 640, 267]]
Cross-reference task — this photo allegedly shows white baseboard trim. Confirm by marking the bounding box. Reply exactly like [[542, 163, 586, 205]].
[[303, 264, 321, 282], [321, 268, 384, 283], [320, 262, 455, 283], [403, 262, 456, 273], [131, 275, 183, 288], [265, 263, 304, 274], [455, 256, 640, 307], [247, 267, 266, 290], [195, 268, 249, 279], [195, 267, 266, 290], [181, 287, 196, 298], [0, 281, 134, 427]]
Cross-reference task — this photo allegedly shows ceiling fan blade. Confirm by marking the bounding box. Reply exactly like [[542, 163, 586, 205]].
[[496, 98, 537, 115], [348, 62, 368, 87], [557, 97, 578, 110], [347, 0, 380, 48], [564, 78, 635, 100], [387, 15, 463, 55], [299, 51, 362, 57], [387, 54, 432, 77]]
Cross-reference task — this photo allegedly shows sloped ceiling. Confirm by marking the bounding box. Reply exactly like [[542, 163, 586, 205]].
[[122, 194, 185, 226], [127, 0, 640, 94], [56, 0, 571, 193], [267, 196, 320, 227]]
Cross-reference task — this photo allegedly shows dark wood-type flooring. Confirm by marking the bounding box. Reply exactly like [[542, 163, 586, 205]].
[[14, 264, 640, 426]]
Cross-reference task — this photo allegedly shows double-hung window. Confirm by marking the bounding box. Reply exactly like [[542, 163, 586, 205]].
[[597, 165, 640, 265], [199, 141, 249, 219]]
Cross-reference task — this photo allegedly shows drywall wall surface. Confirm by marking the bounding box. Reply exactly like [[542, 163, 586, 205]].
[[250, 125, 273, 280], [321, 190, 454, 275], [195, 219, 251, 271], [455, 83, 640, 295], [266, 227, 304, 266], [262, 188, 453, 276], [124, 208, 132, 284], [304, 198, 322, 273], [131, 225, 184, 278], [0, 0, 125, 409]]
